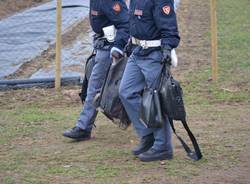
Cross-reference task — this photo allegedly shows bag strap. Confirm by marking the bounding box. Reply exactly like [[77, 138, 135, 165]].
[[169, 118, 202, 161]]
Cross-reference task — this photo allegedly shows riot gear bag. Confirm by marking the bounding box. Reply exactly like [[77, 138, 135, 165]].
[[159, 67, 186, 121], [79, 51, 96, 103], [95, 57, 131, 129], [140, 80, 164, 128], [159, 64, 202, 161]]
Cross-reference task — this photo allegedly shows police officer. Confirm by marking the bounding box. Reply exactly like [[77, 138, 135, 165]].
[[119, 0, 180, 161], [63, 0, 129, 141]]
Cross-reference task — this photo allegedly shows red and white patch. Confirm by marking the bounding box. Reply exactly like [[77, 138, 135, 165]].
[[113, 2, 121, 13], [162, 5, 171, 15], [134, 9, 143, 16], [91, 10, 98, 16]]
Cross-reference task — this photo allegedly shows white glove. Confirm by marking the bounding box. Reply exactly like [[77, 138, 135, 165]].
[[171, 49, 178, 67]]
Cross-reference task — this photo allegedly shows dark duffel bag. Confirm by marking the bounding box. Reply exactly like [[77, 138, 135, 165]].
[[139, 65, 164, 129], [160, 64, 202, 161], [160, 68, 186, 121], [79, 51, 96, 103], [140, 88, 164, 128], [95, 57, 131, 129]]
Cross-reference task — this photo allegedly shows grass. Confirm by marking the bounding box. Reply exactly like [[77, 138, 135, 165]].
[[0, 99, 248, 183], [182, 0, 250, 105], [0, 106, 80, 144]]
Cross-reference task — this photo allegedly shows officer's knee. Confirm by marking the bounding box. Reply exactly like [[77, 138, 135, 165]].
[[119, 85, 125, 100], [119, 84, 128, 101]]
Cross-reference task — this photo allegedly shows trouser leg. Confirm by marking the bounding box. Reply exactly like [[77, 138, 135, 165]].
[[121, 50, 172, 152], [76, 49, 112, 131], [137, 50, 173, 152], [119, 55, 154, 138], [152, 116, 173, 152]]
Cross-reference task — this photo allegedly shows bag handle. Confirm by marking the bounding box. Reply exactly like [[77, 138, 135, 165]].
[[169, 118, 203, 161], [149, 62, 169, 90]]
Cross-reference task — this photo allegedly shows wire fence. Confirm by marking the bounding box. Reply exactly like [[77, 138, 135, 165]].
[[0, 0, 217, 89], [0, 0, 92, 89]]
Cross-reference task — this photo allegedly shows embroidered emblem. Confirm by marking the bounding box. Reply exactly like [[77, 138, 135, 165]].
[[91, 10, 98, 16], [134, 9, 143, 16], [162, 5, 171, 15], [113, 2, 121, 13]]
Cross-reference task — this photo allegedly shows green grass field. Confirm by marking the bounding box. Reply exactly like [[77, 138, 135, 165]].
[[0, 0, 249, 183]]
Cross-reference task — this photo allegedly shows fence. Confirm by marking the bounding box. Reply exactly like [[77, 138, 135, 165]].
[[0, 0, 218, 90], [0, 0, 92, 89]]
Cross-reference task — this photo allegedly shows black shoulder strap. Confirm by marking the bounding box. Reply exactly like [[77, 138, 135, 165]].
[[169, 118, 203, 161]]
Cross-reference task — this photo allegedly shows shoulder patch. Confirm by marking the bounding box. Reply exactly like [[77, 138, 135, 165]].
[[162, 5, 171, 15], [113, 2, 121, 13], [91, 10, 98, 16], [134, 9, 143, 16]]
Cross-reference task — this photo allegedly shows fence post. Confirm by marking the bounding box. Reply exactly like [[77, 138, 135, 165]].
[[55, 0, 62, 90], [210, 0, 218, 81]]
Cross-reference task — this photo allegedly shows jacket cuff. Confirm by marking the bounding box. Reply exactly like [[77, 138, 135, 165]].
[[161, 39, 172, 50], [114, 42, 124, 51], [111, 47, 124, 55]]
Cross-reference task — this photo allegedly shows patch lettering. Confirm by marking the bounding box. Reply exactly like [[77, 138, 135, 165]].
[[91, 10, 98, 16], [134, 9, 143, 16], [162, 5, 171, 15], [113, 2, 121, 13]]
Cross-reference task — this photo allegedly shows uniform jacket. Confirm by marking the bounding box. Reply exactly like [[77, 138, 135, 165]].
[[89, 0, 130, 51], [129, 0, 180, 55]]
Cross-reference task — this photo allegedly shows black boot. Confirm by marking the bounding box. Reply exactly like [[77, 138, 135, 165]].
[[138, 148, 173, 162], [132, 134, 154, 156], [63, 127, 91, 141]]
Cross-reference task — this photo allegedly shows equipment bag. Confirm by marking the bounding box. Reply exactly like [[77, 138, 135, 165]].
[[160, 64, 203, 161], [140, 65, 164, 128], [95, 57, 131, 129], [140, 88, 163, 128], [79, 51, 96, 103]]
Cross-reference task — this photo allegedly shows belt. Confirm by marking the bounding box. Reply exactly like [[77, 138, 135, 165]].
[[131, 37, 161, 49]]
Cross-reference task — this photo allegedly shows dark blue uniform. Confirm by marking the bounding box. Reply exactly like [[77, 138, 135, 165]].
[[64, 0, 129, 138], [129, 0, 180, 55], [89, 0, 129, 51], [119, 0, 180, 161]]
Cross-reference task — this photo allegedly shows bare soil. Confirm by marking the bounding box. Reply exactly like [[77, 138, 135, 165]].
[[0, 0, 50, 20], [4, 19, 91, 80]]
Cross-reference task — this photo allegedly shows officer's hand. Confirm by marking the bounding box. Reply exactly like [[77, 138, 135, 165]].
[[94, 39, 105, 49], [124, 39, 133, 57], [110, 47, 123, 60], [93, 34, 105, 49], [162, 45, 172, 64]]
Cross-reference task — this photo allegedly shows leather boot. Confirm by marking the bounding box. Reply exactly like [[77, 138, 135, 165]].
[[63, 127, 91, 141], [132, 133, 154, 156], [138, 148, 173, 162]]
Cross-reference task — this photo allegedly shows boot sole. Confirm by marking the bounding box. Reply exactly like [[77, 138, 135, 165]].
[[63, 134, 91, 141], [131, 143, 154, 156], [132, 146, 152, 156], [139, 154, 173, 162]]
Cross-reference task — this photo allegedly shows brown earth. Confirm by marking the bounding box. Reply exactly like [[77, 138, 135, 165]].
[[4, 19, 91, 80], [0, 0, 50, 20], [1, 0, 91, 80]]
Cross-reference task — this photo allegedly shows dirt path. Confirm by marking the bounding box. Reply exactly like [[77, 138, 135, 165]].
[[174, 0, 210, 79], [0, 0, 90, 79], [174, 0, 250, 182], [4, 19, 91, 80], [0, 0, 50, 20]]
